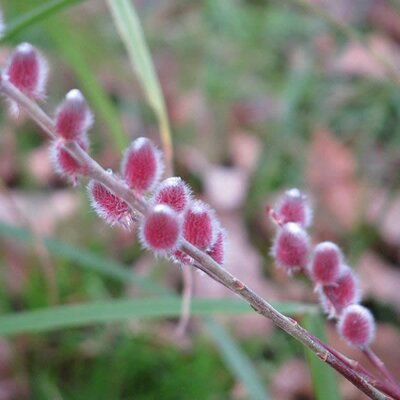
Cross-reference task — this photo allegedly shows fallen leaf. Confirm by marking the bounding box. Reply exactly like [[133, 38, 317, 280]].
[[204, 166, 248, 211], [230, 97, 280, 128], [306, 127, 362, 230], [271, 359, 312, 400], [0, 190, 80, 235], [357, 251, 400, 311], [333, 34, 400, 80], [230, 131, 262, 174], [26, 144, 53, 186], [369, 1, 400, 44]]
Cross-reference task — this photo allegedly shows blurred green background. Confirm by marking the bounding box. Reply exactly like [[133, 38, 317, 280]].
[[0, 1, 400, 399]]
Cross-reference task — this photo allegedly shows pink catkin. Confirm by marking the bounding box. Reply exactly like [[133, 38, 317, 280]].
[[275, 188, 312, 228], [310, 242, 343, 286], [121, 137, 163, 194], [88, 181, 132, 228], [321, 266, 360, 318], [207, 230, 226, 265], [140, 204, 182, 255], [55, 89, 93, 141], [183, 200, 219, 250], [272, 222, 310, 273], [5, 43, 48, 99], [50, 136, 89, 182], [153, 177, 191, 213], [337, 304, 375, 348]]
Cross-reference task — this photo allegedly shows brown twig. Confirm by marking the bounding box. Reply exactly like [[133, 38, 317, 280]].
[[363, 346, 400, 388], [311, 332, 400, 399], [0, 77, 396, 400]]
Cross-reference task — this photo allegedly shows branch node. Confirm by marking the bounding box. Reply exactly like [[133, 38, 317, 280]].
[[232, 279, 245, 291], [317, 351, 329, 362]]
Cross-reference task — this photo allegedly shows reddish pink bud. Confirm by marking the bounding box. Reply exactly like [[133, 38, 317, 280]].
[[121, 137, 163, 193], [50, 136, 89, 183], [88, 180, 132, 228], [337, 305, 375, 348], [320, 266, 361, 318], [310, 242, 343, 286], [183, 200, 219, 250], [207, 230, 226, 265], [140, 204, 182, 255], [55, 89, 93, 140], [274, 188, 312, 227], [271, 223, 310, 273], [5, 43, 48, 99], [153, 177, 191, 213]]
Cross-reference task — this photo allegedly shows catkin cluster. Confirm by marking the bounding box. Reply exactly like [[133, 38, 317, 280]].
[[1, 43, 226, 267], [270, 189, 375, 348], [2, 41, 375, 350]]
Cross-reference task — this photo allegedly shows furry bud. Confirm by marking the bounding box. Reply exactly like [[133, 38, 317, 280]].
[[275, 188, 312, 227], [140, 204, 182, 255], [153, 177, 191, 213], [50, 136, 88, 183], [337, 305, 375, 348], [310, 242, 343, 286], [55, 89, 93, 140], [207, 230, 226, 265], [121, 137, 163, 193], [272, 223, 310, 273], [320, 266, 361, 318], [4, 43, 48, 99], [88, 181, 132, 228], [183, 200, 219, 250]]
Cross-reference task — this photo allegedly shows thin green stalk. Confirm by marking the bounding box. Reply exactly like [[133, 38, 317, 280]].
[[0, 297, 315, 336], [106, 0, 173, 174]]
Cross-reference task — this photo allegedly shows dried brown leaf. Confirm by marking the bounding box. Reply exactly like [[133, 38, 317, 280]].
[[333, 35, 400, 80], [306, 127, 362, 230], [357, 251, 400, 310], [271, 359, 312, 400]]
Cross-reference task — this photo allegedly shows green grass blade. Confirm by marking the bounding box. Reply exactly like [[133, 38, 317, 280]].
[[205, 318, 269, 400], [303, 313, 341, 400], [0, 297, 315, 336], [106, 0, 173, 170], [0, 222, 169, 296], [0, 0, 83, 42], [0, 222, 318, 314], [45, 17, 128, 151]]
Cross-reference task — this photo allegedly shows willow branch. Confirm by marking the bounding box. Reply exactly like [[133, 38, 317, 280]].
[[0, 77, 396, 400], [363, 347, 400, 388]]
